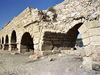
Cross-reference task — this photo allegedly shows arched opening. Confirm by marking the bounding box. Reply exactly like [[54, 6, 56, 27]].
[[20, 32, 34, 53], [65, 23, 83, 49], [4, 35, 9, 50], [11, 30, 17, 50], [1, 37, 4, 49], [2, 37, 4, 44], [42, 23, 83, 51]]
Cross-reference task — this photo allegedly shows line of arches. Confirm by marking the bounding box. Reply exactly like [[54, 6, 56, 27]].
[[0, 22, 84, 52], [0, 30, 34, 53]]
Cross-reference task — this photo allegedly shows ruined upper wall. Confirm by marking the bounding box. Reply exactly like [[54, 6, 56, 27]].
[[0, 7, 40, 37], [53, 0, 100, 26], [38, 0, 100, 46], [1, 0, 100, 31], [33, 0, 100, 33], [0, 0, 100, 45], [54, 0, 100, 20], [1, 0, 100, 34]]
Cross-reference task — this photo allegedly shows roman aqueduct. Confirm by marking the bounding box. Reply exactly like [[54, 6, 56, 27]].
[[0, 0, 100, 55]]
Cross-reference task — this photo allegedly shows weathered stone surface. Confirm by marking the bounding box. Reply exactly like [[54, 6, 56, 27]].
[[0, 0, 100, 57]]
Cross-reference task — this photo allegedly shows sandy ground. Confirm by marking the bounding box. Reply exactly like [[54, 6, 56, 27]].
[[0, 50, 99, 75]]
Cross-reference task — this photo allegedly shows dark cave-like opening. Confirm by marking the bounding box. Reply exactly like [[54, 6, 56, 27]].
[[11, 30, 17, 50], [4, 35, 9, 50], [20, 32, 34, 53]]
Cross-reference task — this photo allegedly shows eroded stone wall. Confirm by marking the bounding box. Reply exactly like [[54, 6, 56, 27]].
[[0, 0, 100, 55], [42, 32, 72, 51]]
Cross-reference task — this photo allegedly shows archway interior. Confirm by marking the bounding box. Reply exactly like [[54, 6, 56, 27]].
[[11, 30, 17, 50], [42, 23, 83, 51], [5, 35, 9, 44], [21, 32, 34, 53], [66, 23, 83, 48], [4, 35, 9, 50], [1, 37, 4, 49]]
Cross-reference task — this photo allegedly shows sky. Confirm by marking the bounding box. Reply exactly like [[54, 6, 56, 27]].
[[0, 0, 64, 29]]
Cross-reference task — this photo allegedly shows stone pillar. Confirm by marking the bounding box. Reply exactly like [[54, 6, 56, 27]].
[[39, 40, 43, 51], [33, 37, 42, 55], [8, 35, 11, 51], [34, 44, 40, 54], [17, 43, 21, 53], [8, 43, 12, 51], [3, 37, 5, 50], [34, 38, 39, 50], [2, 44, 4, 50]]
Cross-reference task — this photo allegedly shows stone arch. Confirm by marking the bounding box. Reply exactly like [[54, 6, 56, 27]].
[[4, 35, 9, 50], [11, 30, 17, 50], [66, 22, 84, 49], [20, 32, 34, 53], [41, 22, 83, 51]]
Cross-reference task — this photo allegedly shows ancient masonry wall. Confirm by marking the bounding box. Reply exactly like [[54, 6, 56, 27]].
[[0, 7, 42, 53], [0, 0, 100, 55]]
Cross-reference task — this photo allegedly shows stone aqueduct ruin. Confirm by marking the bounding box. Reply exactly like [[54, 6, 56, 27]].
[[0, 0, 100, 55]]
